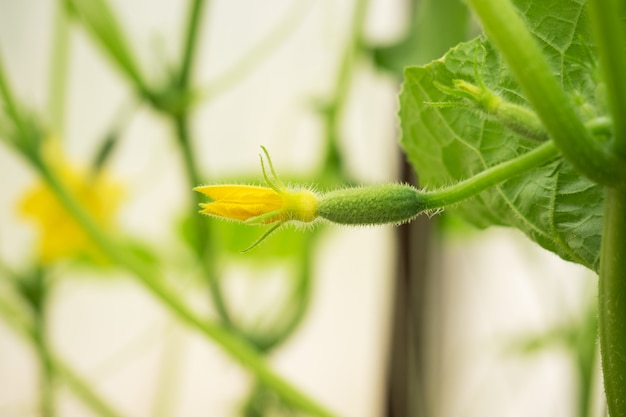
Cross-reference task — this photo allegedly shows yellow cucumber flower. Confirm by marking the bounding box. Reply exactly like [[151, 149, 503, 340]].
[[194, 147, 318, 251], [19, 139, 123, 263]]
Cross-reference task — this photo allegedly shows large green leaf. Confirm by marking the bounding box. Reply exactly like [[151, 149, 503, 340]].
[[399, 0, 605, 271]]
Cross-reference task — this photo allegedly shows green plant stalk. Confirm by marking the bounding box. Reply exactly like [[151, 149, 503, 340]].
[[64, 0, 150, 95], [576, 301, 598, 417], [55, 362, 127, 417], [177, 0, 207, 88], [34, 302, 55, 417], [465, 0, 626, 186], [172, 0, 233, 326], [599, 186, 626, 417], [423, 140, 559, 208], [319, 141, 560, 225], [174, 117, 231, 326], [322, 0, 369, 178], [247, 237, 315, 353], [0, 54, 25, 136], [587, 0, 626, 159], [36, 163, 338, 417], [47, 0, 71, 136]]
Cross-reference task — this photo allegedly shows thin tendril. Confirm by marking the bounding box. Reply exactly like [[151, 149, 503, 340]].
[[260, 146, 285, 190], [242, 222, 284, 253]]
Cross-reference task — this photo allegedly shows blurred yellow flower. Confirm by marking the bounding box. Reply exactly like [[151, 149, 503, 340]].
[[19, 143, 123, 263]]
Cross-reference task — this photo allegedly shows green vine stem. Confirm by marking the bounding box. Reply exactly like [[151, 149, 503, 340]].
[[587, 0, 626, 160], [174, 117, 231, 325], [464, 0, 626, 186], [47, 0, 70, 135], [64, 0, 150, 96], [32, 282, 55, 417], [177, 0, 207, 89], [599, 187, 626, 417], [318, 141, 560, 225], [588, 1, 626, 412], [246, 238, 315, 353], [55, 362, 127, 417], [423, 141, 559, 207], [171, 0, 233, 326], [36, 163, 338, 417], [321, 0, 369, 179]]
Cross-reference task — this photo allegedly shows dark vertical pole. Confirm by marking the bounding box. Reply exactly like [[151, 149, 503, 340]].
[[386, 157, 434, 417]]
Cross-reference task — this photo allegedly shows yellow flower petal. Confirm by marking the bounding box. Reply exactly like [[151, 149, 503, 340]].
[[195, 185, 284, 222]]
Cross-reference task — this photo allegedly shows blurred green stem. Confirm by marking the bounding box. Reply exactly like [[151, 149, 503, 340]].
[[63, 0, 150, 96], [0, 55, 25, 135], [0, 289, 126, 417], [55, 362, 127, 417], [47, 0, 71, 135], [576, 301, 599, 417], [174, 117, 231, 326], [323, 0, 369, 176], [172, 0, 233, 326], [248, 237, 315, 353], [32, 276, 56, 417], [178, 0, 207, 88]]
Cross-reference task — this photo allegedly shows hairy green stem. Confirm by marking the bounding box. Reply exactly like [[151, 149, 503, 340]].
[[37, 164, 337, 417], [587, 0, 626, 160], [599, 187, 626, 417], [465, 0, 626, 186], [424, 140, 559, 208], [319, 141, 560, 225]]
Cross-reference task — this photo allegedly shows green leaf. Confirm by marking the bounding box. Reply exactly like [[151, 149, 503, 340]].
[[399, 0, 605, 271]]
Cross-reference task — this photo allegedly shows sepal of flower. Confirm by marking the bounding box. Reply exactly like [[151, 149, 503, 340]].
[[194, 147, 318, 250]]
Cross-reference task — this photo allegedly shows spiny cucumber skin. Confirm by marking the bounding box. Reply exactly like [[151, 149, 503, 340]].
[[318, 184, 426, 225]]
